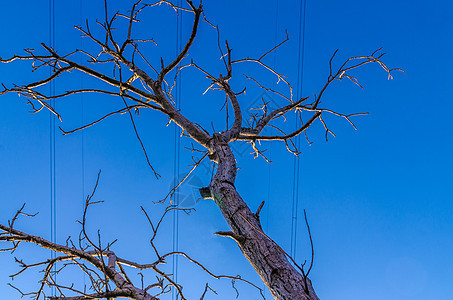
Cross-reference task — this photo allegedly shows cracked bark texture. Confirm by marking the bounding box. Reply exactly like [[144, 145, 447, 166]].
[[204, 135, 319, 300]]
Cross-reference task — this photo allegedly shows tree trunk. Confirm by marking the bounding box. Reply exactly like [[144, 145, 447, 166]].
[[201, 135, 319, 300]]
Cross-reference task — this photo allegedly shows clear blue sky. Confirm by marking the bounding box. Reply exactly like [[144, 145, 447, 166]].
[[0, 0, 452, 299]]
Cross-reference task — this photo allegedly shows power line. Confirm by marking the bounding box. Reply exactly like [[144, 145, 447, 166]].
[[49, 0, 57, 296], [172, 1, 183, 299], [80, 0, 86, 291], [80, 0, 85, 214], [290, 0, 307, 260], [263, 0, 280, 297]]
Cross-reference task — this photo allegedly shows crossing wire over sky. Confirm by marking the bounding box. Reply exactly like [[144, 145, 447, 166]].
[[172, 0, 183, 298], [291, 0, 307, 261], [48, 0, 57, 296]]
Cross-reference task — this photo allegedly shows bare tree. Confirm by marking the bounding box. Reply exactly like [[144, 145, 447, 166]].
[[0, 1, 401, 299]]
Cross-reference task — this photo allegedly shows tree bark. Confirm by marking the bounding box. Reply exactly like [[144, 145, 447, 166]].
[[202, 134, 319, 300]]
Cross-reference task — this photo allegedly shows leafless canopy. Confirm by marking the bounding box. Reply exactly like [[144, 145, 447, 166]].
[[0, 171, 263, 299], [0, 0, 401, 299], [0, 0, 400, 167]]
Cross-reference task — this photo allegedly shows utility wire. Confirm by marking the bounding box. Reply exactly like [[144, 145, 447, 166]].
[[263, 0, 280, 297], [80, 0, 85, 219], [49, 0, 57, 296], [172, 2, 183, 299], [79, 0, 86, 291], [290, 0, 307, 260], [267, 0, 279, 233]]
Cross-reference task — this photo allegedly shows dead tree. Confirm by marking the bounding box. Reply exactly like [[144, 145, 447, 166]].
[[0, 173, 263, 299], [0, 1, 401, 299]]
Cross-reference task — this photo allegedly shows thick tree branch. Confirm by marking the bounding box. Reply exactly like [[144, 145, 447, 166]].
[[47, 289, 137, 300], [238, 111, 321, 141], [157, 0, 202, 85]]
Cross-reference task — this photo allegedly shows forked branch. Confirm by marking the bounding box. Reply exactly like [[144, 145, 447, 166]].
[[0, 174, 263, 299], [235, 48, 401, 155]]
